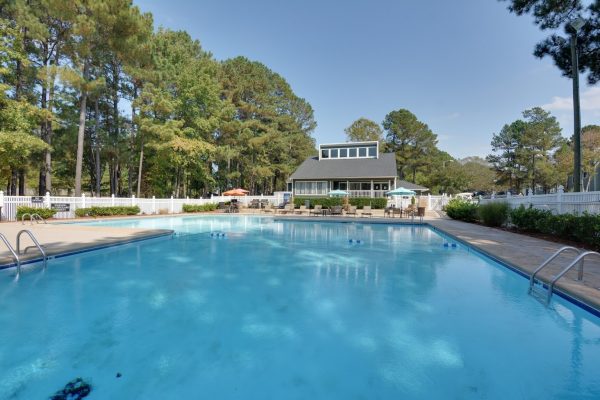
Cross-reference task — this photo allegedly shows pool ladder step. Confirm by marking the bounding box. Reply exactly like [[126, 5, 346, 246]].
[[528, 246, 600, 306], [0, 229, 47, 278]]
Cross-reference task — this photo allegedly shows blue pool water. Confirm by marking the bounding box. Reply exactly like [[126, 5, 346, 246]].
[[1, 216, 599, 399]]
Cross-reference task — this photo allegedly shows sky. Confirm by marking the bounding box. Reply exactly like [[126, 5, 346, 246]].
[[134, 0, 599, 159]]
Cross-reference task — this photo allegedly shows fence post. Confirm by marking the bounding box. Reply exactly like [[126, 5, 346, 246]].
[[170, 196, 174, 214], [427, 194, 431, 210], [131, 194, 135, 206], [557, 185, 564, 214], [45, 191, 50, 208], [491, 192, 495, 200], [152, 195, 156, 214], [82, 193, 86, 208], [111, 194, 115, 206]]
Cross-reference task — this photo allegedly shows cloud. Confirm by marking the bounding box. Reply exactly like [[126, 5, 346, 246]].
[[542, 87, 600, 113]]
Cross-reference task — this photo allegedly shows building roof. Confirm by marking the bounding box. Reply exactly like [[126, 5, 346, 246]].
[[290, 152, 398, 180], [395, 180, 429, 191]]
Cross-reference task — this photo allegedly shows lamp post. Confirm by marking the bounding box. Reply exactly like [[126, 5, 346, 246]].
[[570, 17, 585, 192]]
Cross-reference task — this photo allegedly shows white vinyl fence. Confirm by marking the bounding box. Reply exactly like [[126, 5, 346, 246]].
[[0, 191, 451, 222], [0, 191, 283, 222], [479, 187, 600, 215]]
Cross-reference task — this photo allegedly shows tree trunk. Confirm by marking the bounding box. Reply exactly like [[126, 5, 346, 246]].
[[18, 169, 25, 195], [137, 137, 144, 197], [74, 60, 89, 196], [94, 99, 102, 195], [10, 170, 17, 195]]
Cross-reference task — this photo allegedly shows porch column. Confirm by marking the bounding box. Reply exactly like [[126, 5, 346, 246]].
[[370, 180, 374, 197], [394, 177, 397, 189]]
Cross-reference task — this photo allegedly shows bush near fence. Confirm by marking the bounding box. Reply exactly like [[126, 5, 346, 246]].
[[477, 202, 510, 227], [75, 206, 140, 217], [509, 205, 600, 250], [182, 203, 217, 213], [444, 199, 478, 222], [293, 197, 387, 209], [16, 206, 56, 220]]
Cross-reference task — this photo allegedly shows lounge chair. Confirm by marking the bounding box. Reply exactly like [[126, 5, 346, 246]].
[[346, 206, 357, 217], [262, 204, 274, 213], [330, 205, 343, 216], [278, 203, 295, 214], [295, 205, 308, 215], [361, 205, 372, 218], [309, 205, 323, 216]]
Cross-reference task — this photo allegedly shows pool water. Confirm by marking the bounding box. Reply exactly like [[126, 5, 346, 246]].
[[1, 216, 599, 399]]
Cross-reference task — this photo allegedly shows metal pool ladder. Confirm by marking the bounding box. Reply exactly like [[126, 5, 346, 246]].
[[16, 229, 47, 270], [528, 246, 600, 305], [21, 213, 46, 224]]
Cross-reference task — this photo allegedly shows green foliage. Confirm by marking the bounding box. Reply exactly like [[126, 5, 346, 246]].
[[344, 118, 385, 150], [477, 202, 510, 227], [502, 0, 600, 85], [16, 206, 56, 220], [383, 109, 438, 183], [509, 205, 551, 232], [293, 197, 343, 208], [348, 198, 387, 209], [508, 205, 600, 250], [75, 206, 140, 217], [444, 198, 479, 222], [182, 203, 217, 212]]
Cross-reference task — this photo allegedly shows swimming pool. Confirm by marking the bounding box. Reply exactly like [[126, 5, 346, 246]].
[[1, 215, 599, 399]]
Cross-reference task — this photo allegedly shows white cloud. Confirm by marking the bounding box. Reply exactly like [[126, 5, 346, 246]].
[[542, 87, 600, 113]]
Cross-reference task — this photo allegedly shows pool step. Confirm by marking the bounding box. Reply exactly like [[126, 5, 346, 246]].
[[529, 282, 549, 305]]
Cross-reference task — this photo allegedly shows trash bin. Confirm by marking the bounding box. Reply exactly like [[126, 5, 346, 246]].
[[417, 207, 425, 217]]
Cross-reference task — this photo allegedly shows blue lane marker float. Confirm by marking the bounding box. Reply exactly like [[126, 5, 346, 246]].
[[210, 232, 227, 238], [348, 239, 362, 244], [443, 242, 458, 248]]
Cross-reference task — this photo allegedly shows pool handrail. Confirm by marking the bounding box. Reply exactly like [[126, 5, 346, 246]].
[[528, 246, 581, 294], [0, 233, 21, 277], [16, 229, 47, 270], [546, 251, 600, 305]]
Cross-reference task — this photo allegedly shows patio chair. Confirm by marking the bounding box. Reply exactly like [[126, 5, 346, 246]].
[[278, 203, 295, 214], [346, 205, 357, 217], [330, 205, 343, 216], [295, 205, 308, 215], [309, 205, 322, 216], [249, 199, 260, 209], [361, 205, 372, 218]]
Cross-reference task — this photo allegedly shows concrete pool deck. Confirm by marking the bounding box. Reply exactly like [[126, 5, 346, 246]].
[[1, 212, 599, 312], [0, 221, 172, 267]]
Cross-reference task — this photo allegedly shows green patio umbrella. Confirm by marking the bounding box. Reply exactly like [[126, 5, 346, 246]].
[[386, 187, 416, 196], [328, 190, 349, 197]]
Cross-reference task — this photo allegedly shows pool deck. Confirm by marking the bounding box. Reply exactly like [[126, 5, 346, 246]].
[[0, 222, 172, 268], [1, 212, 599, 312]]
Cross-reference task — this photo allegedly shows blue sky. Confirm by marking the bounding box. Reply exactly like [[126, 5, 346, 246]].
[[135, 0, 599, 158]]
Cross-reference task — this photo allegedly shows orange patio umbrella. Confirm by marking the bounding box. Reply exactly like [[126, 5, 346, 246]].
[[222, 188, 249, 196]]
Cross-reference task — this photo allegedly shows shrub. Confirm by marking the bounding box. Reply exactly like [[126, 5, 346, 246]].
[[16, 206, 56, 220], [444, 198, 478, 222], [478, 202, 510, 227], [75, 206, 140, 217], [509, 205, 551, 232], [348, 198, 387, 209], [292, 197, 387, 209], [182, 203, 217, 213]]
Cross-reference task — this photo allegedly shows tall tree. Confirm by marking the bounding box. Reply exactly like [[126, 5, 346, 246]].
[[344, 118, 385, 150], [487, 120, 527, 192], [383, 109, 438, 182], [501, 0, 600, 84]]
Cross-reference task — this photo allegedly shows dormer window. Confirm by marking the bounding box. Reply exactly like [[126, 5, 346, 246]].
[[318, 141, 378, 160]]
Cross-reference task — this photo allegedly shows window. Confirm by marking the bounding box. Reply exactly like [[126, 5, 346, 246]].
[[349, 182, 361, 190], [368, 146, 377, 157], [382, 184, 389, 190], [349, 148, 357, 157], [321, 149, 329, 159], [294, 181, 328, 195], [330, 148, 339, 158], [359, 147, 367, 157], [340, 148, 347, 158], [333, 181, 347, 190], [361, 182, 371, 190]]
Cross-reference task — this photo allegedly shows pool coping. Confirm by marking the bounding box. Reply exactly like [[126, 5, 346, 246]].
[[0, 229, 174, 271]]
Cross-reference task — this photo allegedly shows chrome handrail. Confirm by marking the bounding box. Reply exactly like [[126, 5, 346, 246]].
[[546, 251, 600, 305], [16, 229, 47, 269], [528, 246, 581, 294], [0, 233, 21, 277]]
